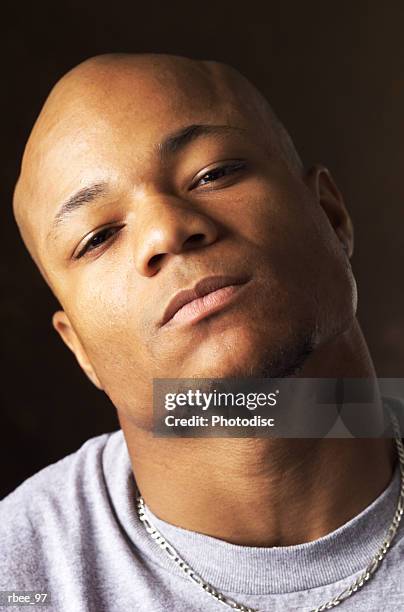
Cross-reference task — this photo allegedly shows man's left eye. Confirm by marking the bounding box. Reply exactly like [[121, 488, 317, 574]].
[[195, 161, 246, 188]]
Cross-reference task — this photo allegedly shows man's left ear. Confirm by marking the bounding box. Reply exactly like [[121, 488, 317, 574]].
[[305, 164, 354, 258]]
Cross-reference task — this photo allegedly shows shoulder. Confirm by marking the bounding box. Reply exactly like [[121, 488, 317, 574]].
[[0, 430, 117, 509], [0, 430, 122, 588]]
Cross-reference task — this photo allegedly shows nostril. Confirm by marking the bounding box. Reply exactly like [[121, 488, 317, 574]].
[[184, 233, 205, 248], [147, 234, 206, 269], [149, 253, 164, 267]]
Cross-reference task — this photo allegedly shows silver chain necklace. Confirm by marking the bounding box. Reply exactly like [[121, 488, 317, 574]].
[[135, 410, 404, 612]]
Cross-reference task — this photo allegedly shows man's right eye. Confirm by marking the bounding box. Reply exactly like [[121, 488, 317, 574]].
[[75, 226, 121, 259]]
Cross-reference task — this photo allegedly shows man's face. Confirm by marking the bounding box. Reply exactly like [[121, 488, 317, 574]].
[[18, 59, 356, 421]]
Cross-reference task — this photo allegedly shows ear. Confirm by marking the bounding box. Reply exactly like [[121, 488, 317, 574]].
[[52, 310, 103, 390], [304, 164, 354, 258]]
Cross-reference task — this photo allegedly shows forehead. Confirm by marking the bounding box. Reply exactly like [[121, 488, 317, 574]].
[[29, 59, 244, 166], [28, 61, 225, 176]]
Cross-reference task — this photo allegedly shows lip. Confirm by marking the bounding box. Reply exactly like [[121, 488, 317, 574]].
[[160, 275, 250, 328]]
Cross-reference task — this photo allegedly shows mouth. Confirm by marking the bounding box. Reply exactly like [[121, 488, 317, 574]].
[[160, 275, 250, 328]]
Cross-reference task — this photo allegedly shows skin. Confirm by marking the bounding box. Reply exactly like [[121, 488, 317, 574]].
[[13, 53, 395, 546]]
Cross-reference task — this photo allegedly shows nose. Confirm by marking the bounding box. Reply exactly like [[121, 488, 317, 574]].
[[134, 195, 220, 276]]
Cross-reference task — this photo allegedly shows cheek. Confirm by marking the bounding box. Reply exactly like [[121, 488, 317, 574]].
[[67, 265, 149, 382], [226, 176, 357, 330], [217, 172, 317, 258]]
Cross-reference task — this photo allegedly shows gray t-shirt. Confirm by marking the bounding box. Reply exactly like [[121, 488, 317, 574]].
[[0, 429, 403, 611]]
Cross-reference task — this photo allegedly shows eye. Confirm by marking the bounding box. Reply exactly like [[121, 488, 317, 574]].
[[75, 225, 122, 259], [193, 160, 246, 188]]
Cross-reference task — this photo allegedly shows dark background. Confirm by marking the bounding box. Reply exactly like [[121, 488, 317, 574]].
[[1, 1, 403, 498]]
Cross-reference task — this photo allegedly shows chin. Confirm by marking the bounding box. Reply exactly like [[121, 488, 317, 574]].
[[181, 323, 315, 380]]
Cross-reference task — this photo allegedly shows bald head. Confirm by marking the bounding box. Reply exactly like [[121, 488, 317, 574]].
[[13, 52, 302, 284]]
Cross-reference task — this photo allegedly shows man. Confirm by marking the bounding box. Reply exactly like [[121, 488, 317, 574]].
[[1, 53, 402, 611]]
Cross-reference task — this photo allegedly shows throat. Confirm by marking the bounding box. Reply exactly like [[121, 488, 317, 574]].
[[128, 434, 395, 547]]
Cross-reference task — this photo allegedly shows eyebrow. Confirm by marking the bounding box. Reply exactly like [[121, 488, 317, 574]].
[[52, 182, 109, 230], [50, 123, 244, 236]]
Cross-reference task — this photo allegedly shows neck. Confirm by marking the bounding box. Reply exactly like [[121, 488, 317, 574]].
[[120, 320, 396, 546]]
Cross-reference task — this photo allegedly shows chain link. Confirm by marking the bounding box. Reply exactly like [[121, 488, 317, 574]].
[[135, 407, 404, 612]]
